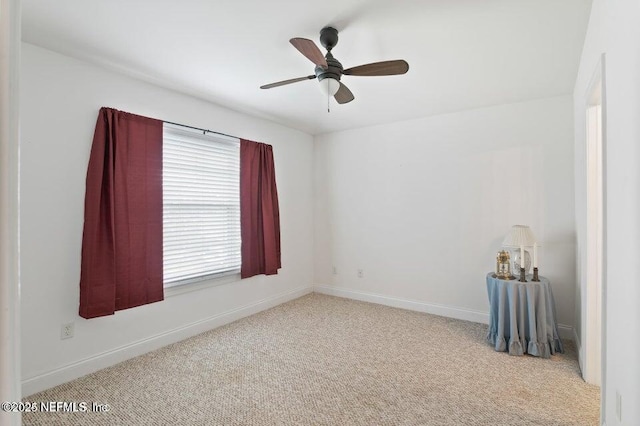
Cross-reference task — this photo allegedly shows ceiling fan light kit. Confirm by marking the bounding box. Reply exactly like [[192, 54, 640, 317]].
[[261, 26, 409, 107], [319, 78, 340, 96]]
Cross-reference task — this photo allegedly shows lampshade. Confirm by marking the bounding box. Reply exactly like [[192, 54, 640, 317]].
[[502, 225, 537, 247], [319, 77, 340, 96]]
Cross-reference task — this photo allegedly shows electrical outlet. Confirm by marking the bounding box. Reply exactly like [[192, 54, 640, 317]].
[[332, 266, 337, 275], [616, 391, 622, 421], [357, 269, 364, 278], [61, 322, 74, 340]]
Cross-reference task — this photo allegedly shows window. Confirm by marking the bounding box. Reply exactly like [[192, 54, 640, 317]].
[[162, 124, 241, 287]]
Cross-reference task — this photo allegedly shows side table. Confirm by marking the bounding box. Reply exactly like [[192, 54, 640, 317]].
[[486, 272, 564, 358]]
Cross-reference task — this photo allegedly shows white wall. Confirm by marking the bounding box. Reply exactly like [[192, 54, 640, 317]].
[[1, 0, 21, 424], [20, 43, 314, 395], [314, 96, 576, 330], [574, 0, 640, 423]]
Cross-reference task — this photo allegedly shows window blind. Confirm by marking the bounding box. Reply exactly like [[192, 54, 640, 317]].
[[162, 124, 241, 286]]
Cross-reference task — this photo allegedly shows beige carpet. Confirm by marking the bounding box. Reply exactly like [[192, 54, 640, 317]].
[[23, 293, 599, 425]]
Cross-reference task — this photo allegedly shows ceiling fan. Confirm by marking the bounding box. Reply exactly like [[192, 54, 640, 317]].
[[260, 26, 409, 105]]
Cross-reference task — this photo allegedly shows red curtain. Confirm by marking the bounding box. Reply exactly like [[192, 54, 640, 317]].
[[79, 108, 164, 319], [240, 139, 281, 278]]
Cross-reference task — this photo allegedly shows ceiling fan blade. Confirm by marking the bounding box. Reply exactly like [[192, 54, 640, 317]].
[[260, 75, 316, 89], [334, 82, 355, 104], [290, 38, 328, 68], [343, 60, 409, 76]]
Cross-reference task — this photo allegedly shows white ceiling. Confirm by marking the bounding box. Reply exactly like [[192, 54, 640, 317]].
[[22, 0, 592, 135]]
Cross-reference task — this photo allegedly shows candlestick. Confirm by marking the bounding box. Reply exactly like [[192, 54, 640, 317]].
[[520, 245, 524, 271], [533, 242, 538, 268]]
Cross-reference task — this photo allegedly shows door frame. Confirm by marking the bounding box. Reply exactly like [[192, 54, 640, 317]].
[[583, 53, 606, 419]]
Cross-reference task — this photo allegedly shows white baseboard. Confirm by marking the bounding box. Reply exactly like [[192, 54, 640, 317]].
[[573, 327, 584, 374], [22, 285, 312, 397], [313, 285, 489, 324], [314, 285, 576, 341], [573, 327, 581, 348], [557, 324, 575, 341]]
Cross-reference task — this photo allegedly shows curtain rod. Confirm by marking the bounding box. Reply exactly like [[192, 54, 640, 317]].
[[163, 120, 239, 140]]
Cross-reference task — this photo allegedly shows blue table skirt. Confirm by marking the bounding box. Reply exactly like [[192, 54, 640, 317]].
[[486, 273, 564, 358]]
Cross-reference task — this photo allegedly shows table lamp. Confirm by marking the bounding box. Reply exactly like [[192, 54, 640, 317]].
[[502, 225, 538, 282]]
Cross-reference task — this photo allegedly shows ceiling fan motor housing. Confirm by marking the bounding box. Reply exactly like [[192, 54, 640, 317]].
[[315, 52, 343, 82]]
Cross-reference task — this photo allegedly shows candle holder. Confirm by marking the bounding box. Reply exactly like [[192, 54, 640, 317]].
[[518, 267, 527, 282], [532, 267, 540, 282]]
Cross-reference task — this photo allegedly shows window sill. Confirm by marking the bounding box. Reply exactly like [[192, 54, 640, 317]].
[[164, 270, 241, 297]]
